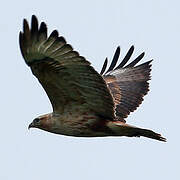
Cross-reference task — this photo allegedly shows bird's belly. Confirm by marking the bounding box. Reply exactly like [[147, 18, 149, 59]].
[[51, 113, 110, 137]]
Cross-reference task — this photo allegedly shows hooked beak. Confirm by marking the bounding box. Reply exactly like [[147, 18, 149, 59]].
[[28, 122, 34, 129]]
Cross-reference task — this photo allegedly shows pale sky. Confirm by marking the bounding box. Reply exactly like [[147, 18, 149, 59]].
[[1, 0, 179, 179]]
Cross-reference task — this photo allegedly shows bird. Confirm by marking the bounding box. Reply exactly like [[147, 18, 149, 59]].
[[19, 15, 166, 142]]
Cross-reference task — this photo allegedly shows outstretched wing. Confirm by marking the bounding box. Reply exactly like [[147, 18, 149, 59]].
[[101, 46, 152, 122], [19, 15, 115, 120]]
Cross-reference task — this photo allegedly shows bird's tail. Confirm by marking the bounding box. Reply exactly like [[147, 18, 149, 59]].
[[107, 121, 166, 142]]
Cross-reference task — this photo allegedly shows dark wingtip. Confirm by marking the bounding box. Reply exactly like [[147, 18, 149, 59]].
[[39, 22, 47, 39], [105, 46, 121, 74], [115, 45, 135, 70], [32, 15, 38, 26], [147, 59, 153, 66], [100, 57, 108, 75], [23, 19, 29, 33], [39, 22, 47, 33], [130, 45, 135, 50], [31, 15, 38, 33], [57, 36, 66, 44], [31, 15, 38, 24], [125, 52, 145, 68], [23, 18, 27, 26], [116, 46, 120, 53], [49, 30, 59, 38]]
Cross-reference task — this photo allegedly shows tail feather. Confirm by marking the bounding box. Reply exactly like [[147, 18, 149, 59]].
[[107, 121, 166, 142], [137, 128, 166, 142]]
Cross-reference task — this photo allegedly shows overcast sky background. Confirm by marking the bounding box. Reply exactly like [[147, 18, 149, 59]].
[[1, 0, 179, 179]]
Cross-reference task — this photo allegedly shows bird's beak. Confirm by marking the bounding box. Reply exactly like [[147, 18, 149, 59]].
[[28, 122, 34, 130]]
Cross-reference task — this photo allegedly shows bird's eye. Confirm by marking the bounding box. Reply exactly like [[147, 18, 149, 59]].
[[34, 118, 40, 123]]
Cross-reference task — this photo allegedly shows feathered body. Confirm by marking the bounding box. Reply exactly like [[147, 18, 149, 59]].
[[20, 15, 166, 141]]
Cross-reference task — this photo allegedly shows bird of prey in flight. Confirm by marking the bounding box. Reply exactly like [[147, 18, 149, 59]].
[[19, 15, 166, 141]]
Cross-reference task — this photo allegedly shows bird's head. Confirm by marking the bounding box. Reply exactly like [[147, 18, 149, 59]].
[[28, 113, 53, 131]]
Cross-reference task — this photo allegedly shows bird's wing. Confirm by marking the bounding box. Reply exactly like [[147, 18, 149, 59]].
[[19, 15, 115, 120], [101, 46, 152, 122]]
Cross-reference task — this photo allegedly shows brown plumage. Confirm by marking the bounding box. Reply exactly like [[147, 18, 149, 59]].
[[20, 15, 166, 141]]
